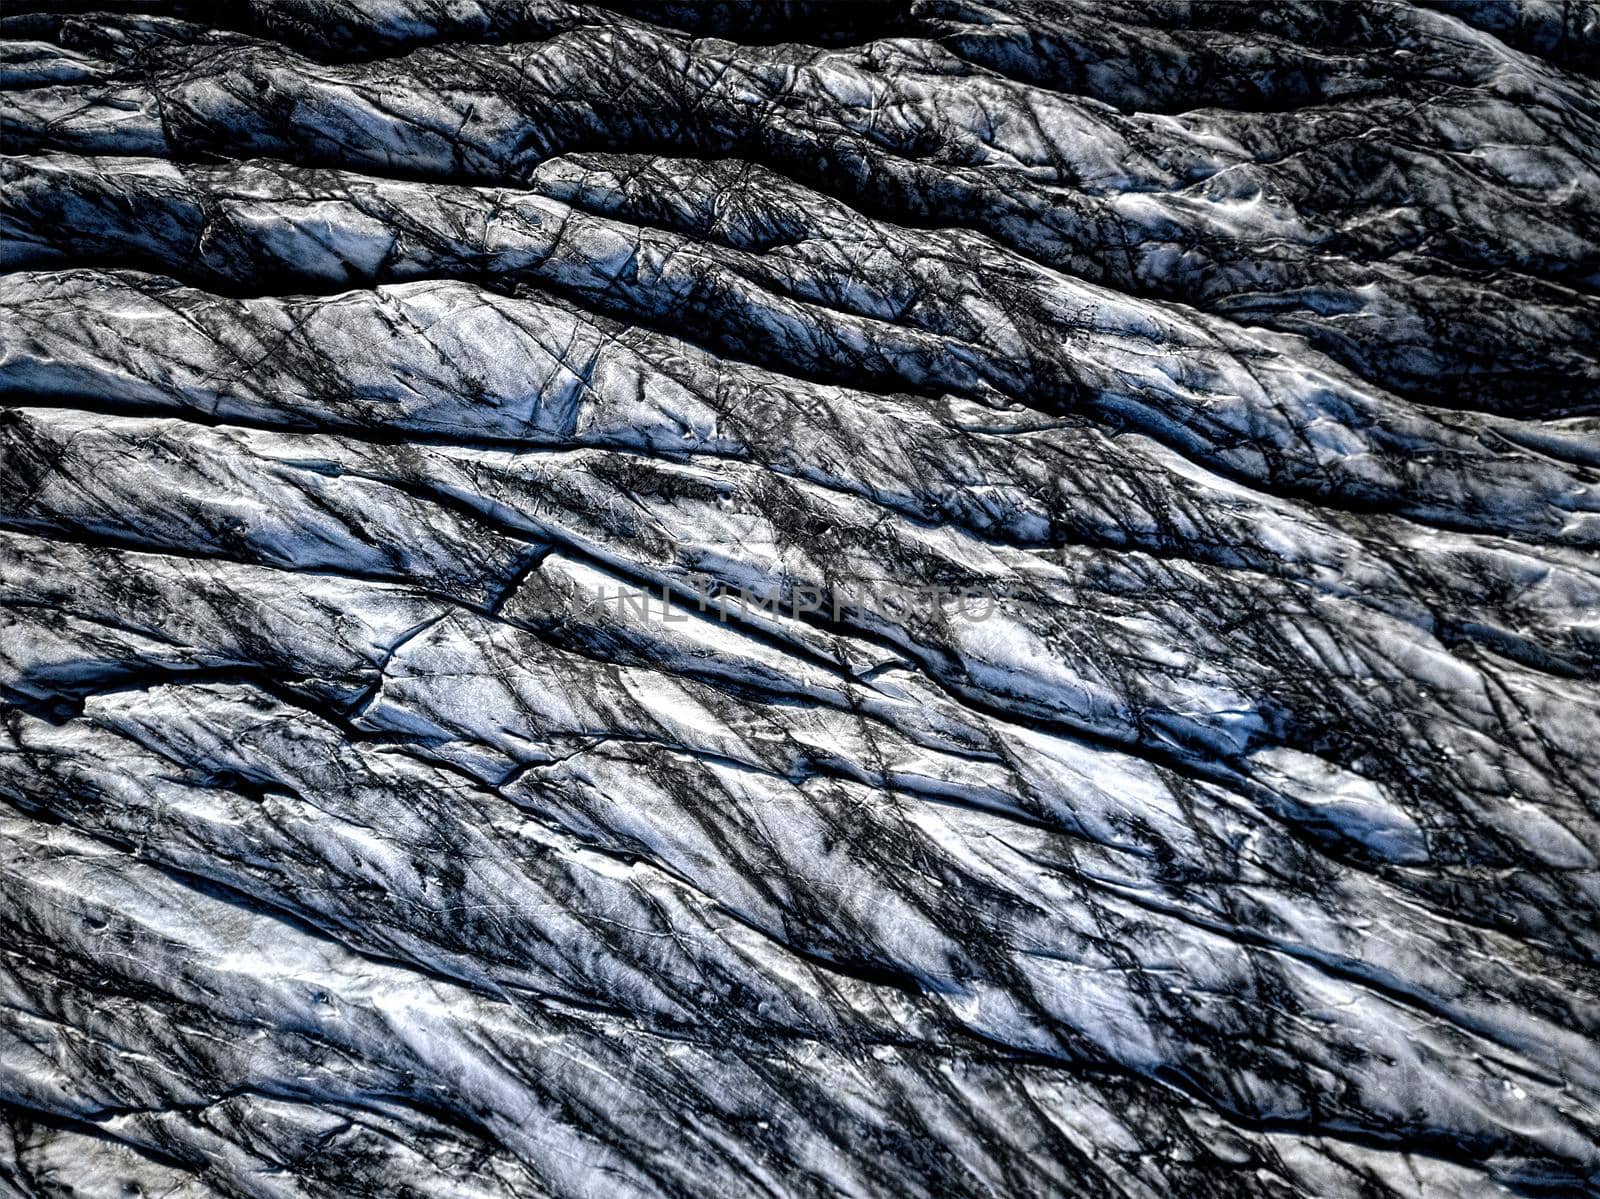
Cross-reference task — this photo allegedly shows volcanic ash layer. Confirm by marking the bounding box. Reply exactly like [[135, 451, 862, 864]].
[[2, 2, 1599, 1196]]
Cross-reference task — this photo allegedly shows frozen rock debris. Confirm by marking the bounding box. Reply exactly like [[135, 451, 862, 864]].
[[2, 2, 1599, 1196]]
